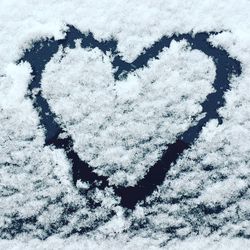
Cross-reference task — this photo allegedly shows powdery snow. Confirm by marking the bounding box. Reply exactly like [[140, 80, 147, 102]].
[[1, 0, 250, 249], [41, 41, 214, 186]]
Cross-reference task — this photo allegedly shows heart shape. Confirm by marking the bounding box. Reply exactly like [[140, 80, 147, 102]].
[[19, 26, 241, 209], [41, 40, 215, 187]]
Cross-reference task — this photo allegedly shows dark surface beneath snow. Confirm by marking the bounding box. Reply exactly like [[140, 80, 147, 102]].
[[19, 25, 241, 211]]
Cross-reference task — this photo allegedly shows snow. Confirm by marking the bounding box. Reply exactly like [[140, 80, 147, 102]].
[[1, 235, 250, 250], [41, 41, 215, 186], [1, 0, 250, 249]]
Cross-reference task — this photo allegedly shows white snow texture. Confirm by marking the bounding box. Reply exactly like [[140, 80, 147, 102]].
[[0, 0, 250, 249]]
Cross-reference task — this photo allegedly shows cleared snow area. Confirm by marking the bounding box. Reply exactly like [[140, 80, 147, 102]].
[[0, 0, 250, 249]]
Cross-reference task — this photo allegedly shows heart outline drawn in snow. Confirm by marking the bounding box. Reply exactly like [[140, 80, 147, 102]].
[[19, 25, 241, 210]]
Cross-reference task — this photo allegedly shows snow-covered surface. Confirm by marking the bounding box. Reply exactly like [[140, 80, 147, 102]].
[[42, 41, 214, 186], [1, 0, 250, 249], [1, 235, 250, 250]]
